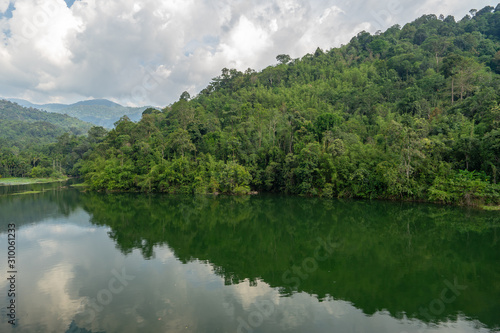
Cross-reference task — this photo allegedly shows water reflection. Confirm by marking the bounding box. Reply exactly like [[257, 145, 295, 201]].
[[0, 181, 81, 232], [0, 187, 498, 332]]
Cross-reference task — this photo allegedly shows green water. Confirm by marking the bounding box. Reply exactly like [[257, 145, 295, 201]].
[[0, 185, 499, 332]]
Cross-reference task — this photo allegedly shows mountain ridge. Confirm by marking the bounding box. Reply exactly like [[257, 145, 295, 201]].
[[3, 97, 149, 128], [0, 99, 93, 154]]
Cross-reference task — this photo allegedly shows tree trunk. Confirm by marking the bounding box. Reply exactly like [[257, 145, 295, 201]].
[[451, 78, 454, 105]]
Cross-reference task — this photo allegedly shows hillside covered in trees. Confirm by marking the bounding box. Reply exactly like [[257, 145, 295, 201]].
[[0, 100, 95, 178], [6, 6, 500, 207]]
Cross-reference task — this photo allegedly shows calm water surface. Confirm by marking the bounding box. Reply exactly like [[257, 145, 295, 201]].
[[0, 183, 499, 333]]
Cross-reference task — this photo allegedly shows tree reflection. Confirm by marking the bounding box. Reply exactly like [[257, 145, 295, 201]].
[[79, 193, 500, 329]]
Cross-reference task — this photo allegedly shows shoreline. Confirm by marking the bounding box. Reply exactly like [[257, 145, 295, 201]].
[[2, 177, 497, 210], [76, 184, 500, 211]]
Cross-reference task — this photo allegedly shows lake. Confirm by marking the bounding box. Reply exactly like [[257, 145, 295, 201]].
[[0, 182, 499, 333]]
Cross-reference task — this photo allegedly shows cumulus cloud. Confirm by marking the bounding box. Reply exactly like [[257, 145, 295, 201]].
[[0, 0, 494, 106]]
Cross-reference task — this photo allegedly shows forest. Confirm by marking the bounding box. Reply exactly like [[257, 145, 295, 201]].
[[2, 5, 500, 206], [0, 100, 93, 179]]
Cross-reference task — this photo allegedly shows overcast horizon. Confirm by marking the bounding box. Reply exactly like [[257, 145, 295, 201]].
[[0, 0, 497, 107]]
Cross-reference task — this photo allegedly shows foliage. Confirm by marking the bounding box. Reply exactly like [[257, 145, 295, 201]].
[[5, 7, 500, 204]]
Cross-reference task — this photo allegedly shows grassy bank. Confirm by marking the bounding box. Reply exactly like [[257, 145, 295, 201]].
[[0, 177, 69, 186]]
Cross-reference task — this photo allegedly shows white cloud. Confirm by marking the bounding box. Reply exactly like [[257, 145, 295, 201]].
[[219, 15, 273, 69], [0, 0, 10, 13], [318, 5, 344, 24], [0, 0, 495, 106]]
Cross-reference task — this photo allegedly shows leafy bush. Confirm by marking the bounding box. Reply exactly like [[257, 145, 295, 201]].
[[429, 170, 499, 206]]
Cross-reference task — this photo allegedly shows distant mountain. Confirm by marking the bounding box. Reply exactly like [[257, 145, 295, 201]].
[[0, 99, 93, 148], [7, 98, 40, 109], [0, 99, 92, 129], [72, 99, 122, 107], [40, 103, 68, 111], [4, 98, 150, 128]]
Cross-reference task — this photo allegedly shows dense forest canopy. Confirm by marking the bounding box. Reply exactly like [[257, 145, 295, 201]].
[[2, 6, 500, 206]]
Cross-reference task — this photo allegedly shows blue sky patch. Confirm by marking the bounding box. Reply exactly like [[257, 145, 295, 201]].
[[65, 0, 77, 8], [0, 2, 14, 19]]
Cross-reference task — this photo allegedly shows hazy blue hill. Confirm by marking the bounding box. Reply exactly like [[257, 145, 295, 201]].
[[42, 103, 68, 110], [71, 99, 121, 107], [6, 98, 39, 109], [5, 98, 68, 111], [4, 97, 149, 128], [54, 103, 146, 128]]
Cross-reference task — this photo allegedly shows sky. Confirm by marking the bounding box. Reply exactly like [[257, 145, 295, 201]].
[[0, 0, 496, 107]]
